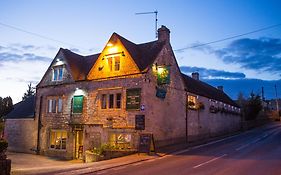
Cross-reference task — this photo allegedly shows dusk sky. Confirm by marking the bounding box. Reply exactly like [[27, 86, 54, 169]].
[[0, 0, 281, 103]]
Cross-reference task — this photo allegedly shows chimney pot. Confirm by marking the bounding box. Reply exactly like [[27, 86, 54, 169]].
[[191, 72, 199, 80], [158, 25, 170, 42], [217, 86, 224, 92]]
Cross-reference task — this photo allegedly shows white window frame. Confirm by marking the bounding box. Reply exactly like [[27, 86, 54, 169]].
[[52, 66, 64, 81]]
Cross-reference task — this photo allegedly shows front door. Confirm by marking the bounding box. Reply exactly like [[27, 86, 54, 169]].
[[74, 130, 83, 159]]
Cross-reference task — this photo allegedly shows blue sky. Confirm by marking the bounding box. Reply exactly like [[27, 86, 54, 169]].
[[0, 0, 281, 103]]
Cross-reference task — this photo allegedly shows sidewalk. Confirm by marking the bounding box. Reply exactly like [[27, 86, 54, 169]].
[[9, 122, 277, 175], [8, 152, 161, 175]]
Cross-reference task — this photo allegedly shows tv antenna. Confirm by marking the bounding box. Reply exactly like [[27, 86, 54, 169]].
[[135, 10, 158, 38]]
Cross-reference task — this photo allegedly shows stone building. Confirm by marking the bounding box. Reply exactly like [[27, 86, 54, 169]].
[[34, 25, 241, 159], [4, 96, 37, 153]]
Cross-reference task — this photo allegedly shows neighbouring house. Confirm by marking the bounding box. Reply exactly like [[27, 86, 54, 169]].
[[4, 95, 37, 153], [33, 25, 241, 160]]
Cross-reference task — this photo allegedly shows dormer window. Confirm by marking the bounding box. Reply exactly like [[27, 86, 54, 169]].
[[108, 56, 120, 71], [53, 66, 63, 81]]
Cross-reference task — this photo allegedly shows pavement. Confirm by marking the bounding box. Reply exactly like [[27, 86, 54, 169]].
[[8, 122, 278, 175]]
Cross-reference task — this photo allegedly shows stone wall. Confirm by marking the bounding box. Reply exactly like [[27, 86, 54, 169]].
[[187, 94, 241, 142], [4, 119, 37, 153]]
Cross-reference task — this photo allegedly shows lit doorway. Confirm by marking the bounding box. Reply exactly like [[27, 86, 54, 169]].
[[74, 130, 83, 159]]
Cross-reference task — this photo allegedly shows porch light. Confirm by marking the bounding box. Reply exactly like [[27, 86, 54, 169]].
[[107, 43, 113, 47]]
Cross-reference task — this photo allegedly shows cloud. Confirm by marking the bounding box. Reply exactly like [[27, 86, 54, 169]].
[[0, 52, 51, 62], [214, 37, 281, 75], [180, 66, 246, 79]]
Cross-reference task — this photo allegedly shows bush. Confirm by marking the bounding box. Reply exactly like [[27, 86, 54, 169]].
[[0, 139, 8, 152]]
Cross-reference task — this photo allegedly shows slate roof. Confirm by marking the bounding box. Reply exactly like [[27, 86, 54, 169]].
[[115, 33, 165, 71], [182, 73, 239, 107], [5, 95, 35, 119], [60, 48, 100, 81]]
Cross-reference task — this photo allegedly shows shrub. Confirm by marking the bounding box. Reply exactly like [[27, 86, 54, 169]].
[[0, 139, 8, 152]]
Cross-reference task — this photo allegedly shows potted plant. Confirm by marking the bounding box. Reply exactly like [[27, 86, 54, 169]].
[[0, 139, 8, 160], [85, 146, 104, 163]]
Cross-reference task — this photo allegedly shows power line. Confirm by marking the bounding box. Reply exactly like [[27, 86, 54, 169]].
[[0, 21, 87, 51], [174, 23, 281, 52]]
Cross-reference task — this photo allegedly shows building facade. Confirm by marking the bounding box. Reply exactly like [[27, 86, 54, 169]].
[[34, 26, 241, 159]]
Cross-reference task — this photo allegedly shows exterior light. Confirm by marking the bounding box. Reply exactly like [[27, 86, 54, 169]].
[[108, 47, 118, 53], [107, 43, 113, 47], [74, 88, 84, 96], [56, 58, 60, 62]]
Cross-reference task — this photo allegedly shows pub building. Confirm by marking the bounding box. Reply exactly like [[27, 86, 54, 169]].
[[30, 25, 241, 160]]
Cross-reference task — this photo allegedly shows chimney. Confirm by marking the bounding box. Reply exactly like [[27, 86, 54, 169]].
[[217, 86, 224, 92], [191, 72, 199, 80], [158, 25, 170, 43]]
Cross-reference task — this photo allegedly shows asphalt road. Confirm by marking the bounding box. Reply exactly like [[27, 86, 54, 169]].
[[90, 123, 281, 175]]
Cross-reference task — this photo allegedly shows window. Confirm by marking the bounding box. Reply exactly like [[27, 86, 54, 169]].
[[72, 96, 84, 114], [116, 93, 121, 109], [108, 57, 113, 71], [109, 133, 132, 149], [114, 56, 120, 71], [53, 66, 63, 81], [58, 98, 63, 113], [188, 95, 196, 109], [50, 130, 67, 150], [101, 93, 122, 109], [109, 94, 114, 108], [101, 94, 107, 109], [47, 97, 63, 113], [107, 56, 120, 72]]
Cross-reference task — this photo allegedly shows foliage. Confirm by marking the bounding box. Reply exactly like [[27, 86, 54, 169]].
[[237, 92, 262, 121], [196, 102, 205, 110], [89, 144, 124, 155], [22, 82, 35, 101], [0, 139, 8, 152], [0, 96, 13, 119]]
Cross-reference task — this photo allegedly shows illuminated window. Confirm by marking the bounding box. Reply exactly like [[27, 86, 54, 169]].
[[53, 66, 63, 81], [101, 94, 107, 109], [50, 130, 67, 150], [116, 93, 121, 109], [109, 94, 114, 108], [107, 56, 120, 72], [188, 95, 196, 109], [114, 56, 120, 71], [109, 133, 132, 149], [72, 96, 83, 114]]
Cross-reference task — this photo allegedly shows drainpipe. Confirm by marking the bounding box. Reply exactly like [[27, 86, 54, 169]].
[[36, 95, 43, 154], [185, 91, 188, 143]]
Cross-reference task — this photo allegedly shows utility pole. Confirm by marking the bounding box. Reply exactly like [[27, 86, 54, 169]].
[[275, 84, 280, 119], [135, 10, 158, 38]]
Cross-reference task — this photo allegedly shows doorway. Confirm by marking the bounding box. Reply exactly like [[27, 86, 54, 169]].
[[74, 130, 83, 159]]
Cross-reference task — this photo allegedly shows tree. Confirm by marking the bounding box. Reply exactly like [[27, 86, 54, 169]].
[[244, 93, 263, 121], [22, 82, 35, 101], [0, 96, 13, 119]]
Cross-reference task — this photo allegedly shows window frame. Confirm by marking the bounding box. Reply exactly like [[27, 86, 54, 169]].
[[49, 130, 67, 150], [52, 66, 64, 81]]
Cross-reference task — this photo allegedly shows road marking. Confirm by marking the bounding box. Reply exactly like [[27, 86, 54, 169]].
[[235, 143, 250, 151], [193, 154, 227, 169]]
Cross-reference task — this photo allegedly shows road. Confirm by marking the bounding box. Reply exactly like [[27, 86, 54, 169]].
[[89, 123, 281, 175]]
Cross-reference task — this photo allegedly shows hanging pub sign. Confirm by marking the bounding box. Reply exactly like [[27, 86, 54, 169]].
[[156, 87, 167, 99], [157, 66, 170, 85], [135, 115, 145, 130], [126, 88, 141, 110]]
